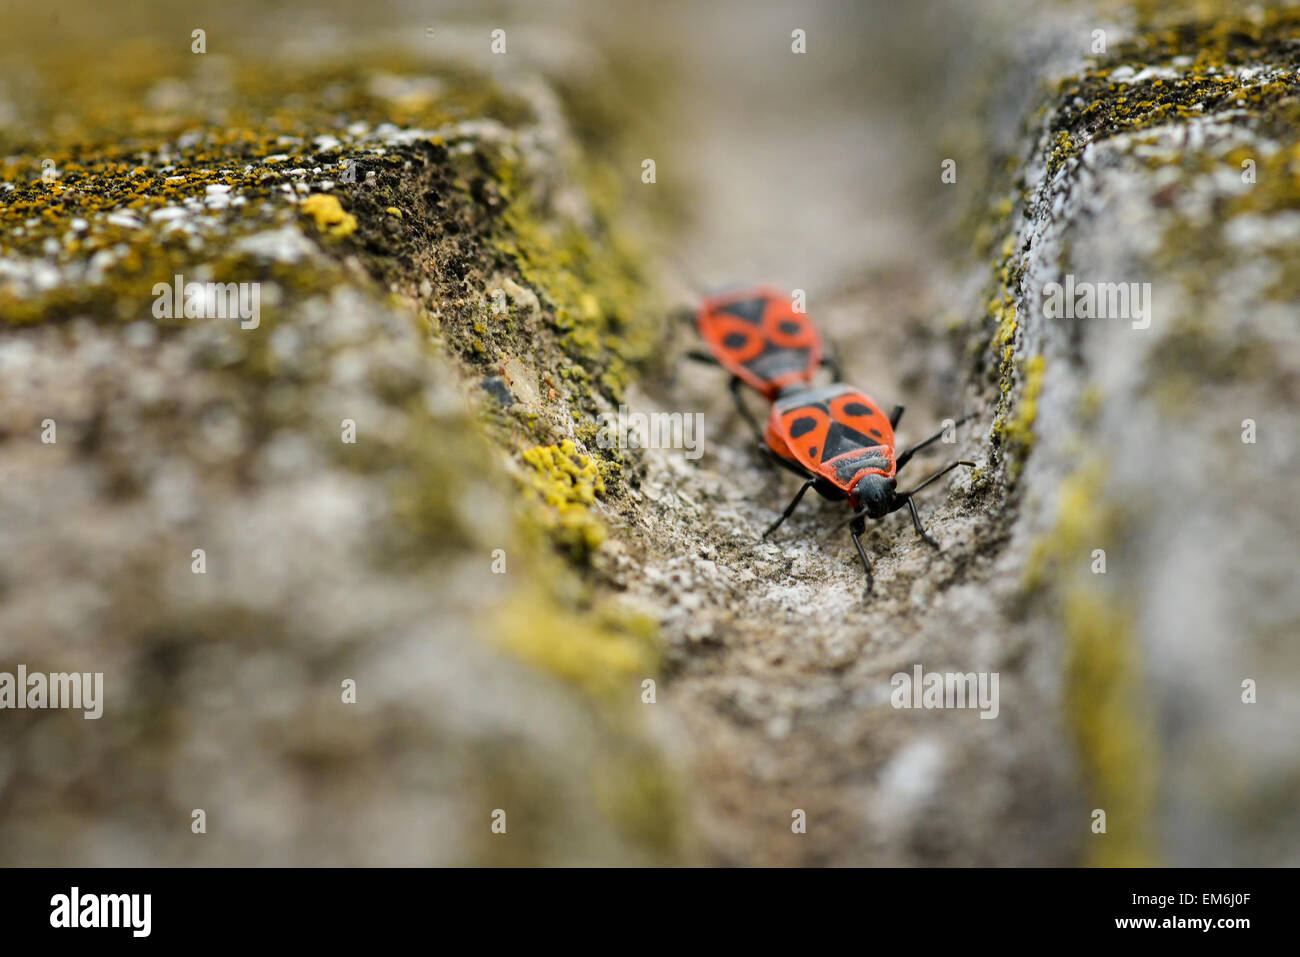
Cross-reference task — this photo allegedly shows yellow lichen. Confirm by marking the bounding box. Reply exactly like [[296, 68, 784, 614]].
[[1005, 354, 1046, 445], [521, 439, 608, 558], [1022, 460, 1158, 866], [992, 353, 1046, 482], [491, 156, 657, 400], [1077, 385, 1104, 425], [300, 193, 357, 238], [593, 754, 683, 855], [497, 586, 658, 702], [1062, 588, 1159, 867], [1047, 7, 1300, 180], [1022, 461, 1110, 593]]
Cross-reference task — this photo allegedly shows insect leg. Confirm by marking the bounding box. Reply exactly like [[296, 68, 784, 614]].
[[849, 517, 875, 597], [765, 446, 817, 480], [903, 494, 940, 549], [895, 412, 976, 471], [684, 349, 721, 366], [763, 478, 815, 539], [729, 376, 766, 445], [889, 404, 905, 429], [821, 352, 843, 381]]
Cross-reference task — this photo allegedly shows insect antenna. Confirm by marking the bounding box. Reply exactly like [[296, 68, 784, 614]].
[[661, 253, 714, 301], [896, 460, 976, 497], [895, 412, 977, 470]]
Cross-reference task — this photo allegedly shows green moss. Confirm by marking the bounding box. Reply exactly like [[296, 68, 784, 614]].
[[1001, 353, 1045, 444], [1049, 22, 1300, 416], [965, 465, 990, 493], [1046, 131, 1076, 178], [491, 156, 660, 405], [1222, 102, 1300, 219], [1045, 8, 1300, 177], [990, 351, 1045, 485], [0, 37, 551, 333], [1121, 0, 1290, 28]]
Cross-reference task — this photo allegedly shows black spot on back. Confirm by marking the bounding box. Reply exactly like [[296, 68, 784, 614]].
[[723, 332, 749, 349], [718, 297, 766, 324], [843, 401, 872, 417], [823, 421, 885, 459], [778, 320, 802, 335], [789, 416, 818, 438]]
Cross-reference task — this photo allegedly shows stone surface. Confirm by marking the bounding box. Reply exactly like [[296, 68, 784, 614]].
[[1, 0, 1297, 866]]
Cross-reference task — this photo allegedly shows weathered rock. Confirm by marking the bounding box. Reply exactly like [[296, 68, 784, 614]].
[[981, 4, 1300, 866], [0, 23, 681, 866], [2, 0, 1296, 868]]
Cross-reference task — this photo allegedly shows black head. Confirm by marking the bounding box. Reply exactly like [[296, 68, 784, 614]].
[[852, 472, 896, 519]]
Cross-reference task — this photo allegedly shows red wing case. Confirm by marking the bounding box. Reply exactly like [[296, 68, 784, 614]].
[[767, 384, 897, 493], [696, 285, 822, 399]]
